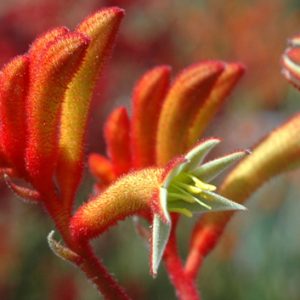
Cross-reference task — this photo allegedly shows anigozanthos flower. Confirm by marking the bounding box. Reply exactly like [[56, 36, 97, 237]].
[[71, 138, 247, 275], [77, 59, 247, 279], [81, 61, 246, 280], [150, 138, 247, 275], [2, 6, 300, 300], [88, 62, 245, 190], [0, 7, 124, 213]]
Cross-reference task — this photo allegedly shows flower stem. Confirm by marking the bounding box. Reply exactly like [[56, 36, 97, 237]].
[[44, 195, 131, 300], [163, 216, 200, 300], [185, 223, 224, 279], [75, 242, 131, 300]]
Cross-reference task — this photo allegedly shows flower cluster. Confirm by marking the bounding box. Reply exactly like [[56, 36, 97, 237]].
[[73, 138, 247, 275], [0, 8, 123, 224], [1, 5, 300, 300], [74, 60, 248, 275]]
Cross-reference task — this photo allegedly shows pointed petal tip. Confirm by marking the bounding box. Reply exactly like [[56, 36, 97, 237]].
[[192, 137, 221, 150], [239, 204, 247, 211], [47, 230, 82, 264], [160, 64, 172, 71], [76, 6, 125, 33], [183, 60, 226, 78], [172, 60, 226, 89], [106, 6, 126, 16], [91, 6, 126, 17], [4, 174, 41, 203], [150, 214, 171, 277], [100, 6, 126, 20], [225, 199, 247, 211], [229, 149, 251, 158], [152, 65, 172, 77], [184, 138, 221, 166], [245, 149, 252, 155], [225, 62, 246, 74], [150, 262, 158, 278]]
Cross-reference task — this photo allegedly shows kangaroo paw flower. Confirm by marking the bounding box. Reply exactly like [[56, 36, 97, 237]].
[[0, 8, 124, 218], [70, 139, 247, 276], [151, 139, 247, 275]]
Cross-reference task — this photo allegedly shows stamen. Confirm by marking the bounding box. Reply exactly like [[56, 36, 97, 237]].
[[176, 181, 203, 194], [192, 197, 212, 210], [168, 185, 212, 209], [168, 192, 196, 203], [169, 207, 193, 217], [187, 174, 216, 191], [166, 170, 216, 217]]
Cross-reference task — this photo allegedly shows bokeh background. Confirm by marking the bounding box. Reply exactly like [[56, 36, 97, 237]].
[[1, 0, 300, 299]]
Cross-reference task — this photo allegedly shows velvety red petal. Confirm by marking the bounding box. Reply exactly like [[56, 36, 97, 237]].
[[156, 61, 224, 166], [25, 32, 89, 194], [0, 55, 29, 176], [104, 107, 131, 176], [131, 66, 171, 168], [56, 7, 124, 211], [88, 153, 116, 186], [186, 63, 245, 147]]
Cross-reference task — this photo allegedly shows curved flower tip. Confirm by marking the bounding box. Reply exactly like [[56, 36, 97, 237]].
[[4, 174, 41, 203], [151, 139, 248, 276], [47, 231, 82, 264], [282, 36, 300, 89]]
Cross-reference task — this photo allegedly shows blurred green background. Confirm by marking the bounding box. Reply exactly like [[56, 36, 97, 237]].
[[1, 0, 300, 299]]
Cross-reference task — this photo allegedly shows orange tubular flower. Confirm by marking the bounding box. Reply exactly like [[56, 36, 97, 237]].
[[77, 34, 300, 299], [0, 7, 131, 300], [76, 60, 248, 299], [0, 7, 124, 214]]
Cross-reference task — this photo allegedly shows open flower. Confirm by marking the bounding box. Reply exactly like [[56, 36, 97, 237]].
[[82, 60, 247, 277], [151, 138, 247, 275], [67, 59, 249, 284], [71, 138, 247, 275]]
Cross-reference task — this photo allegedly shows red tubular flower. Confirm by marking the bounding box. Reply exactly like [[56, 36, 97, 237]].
[[131, 65, 171, 168], [56, 8, 124, 213], [90, 61, 244, 189], [0, 7, 124, 213], [71, 58, 247, 298], [26, 30, 90, 194], [104, 107, 132, 176], [72, 139, 247, 274], [0, 55, 29, 177], [75, 33, 300, 299], [0, 8, 128, 300]]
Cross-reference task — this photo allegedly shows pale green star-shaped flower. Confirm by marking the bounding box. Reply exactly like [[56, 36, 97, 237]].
[[151, 138, 248, 275]]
